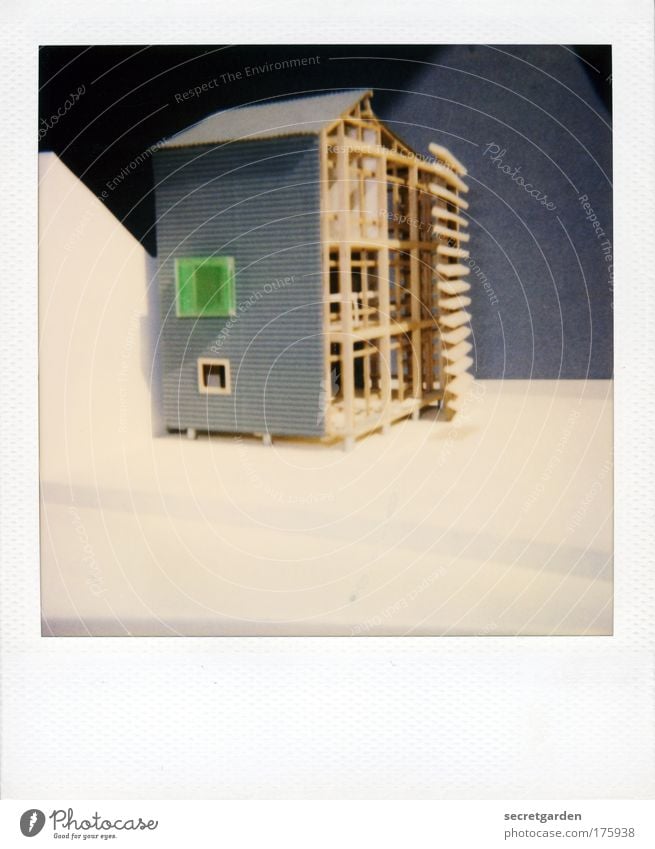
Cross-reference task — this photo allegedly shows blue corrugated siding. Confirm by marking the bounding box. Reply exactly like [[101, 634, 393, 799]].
[[153, 137, 324, 437]]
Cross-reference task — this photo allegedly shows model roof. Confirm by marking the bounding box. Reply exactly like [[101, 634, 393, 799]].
[[160, 89, 372, 148]]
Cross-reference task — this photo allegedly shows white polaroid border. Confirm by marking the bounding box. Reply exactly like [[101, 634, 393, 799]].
[[1, 0, 654, 800]]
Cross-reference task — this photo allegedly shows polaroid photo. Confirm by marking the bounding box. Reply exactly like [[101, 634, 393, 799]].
[[1, 0, 654, 832]]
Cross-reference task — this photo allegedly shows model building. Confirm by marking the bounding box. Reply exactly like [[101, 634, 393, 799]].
[[153, 89, 472, 447]]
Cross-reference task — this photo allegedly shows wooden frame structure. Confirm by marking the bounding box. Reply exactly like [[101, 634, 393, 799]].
[[318, 91, 472, 448]]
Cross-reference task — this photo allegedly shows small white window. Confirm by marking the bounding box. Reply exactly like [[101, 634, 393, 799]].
[[197, 358, 231, 395]]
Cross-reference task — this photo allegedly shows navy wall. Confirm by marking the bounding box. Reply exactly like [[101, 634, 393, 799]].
[[153, 137, 325, 436]]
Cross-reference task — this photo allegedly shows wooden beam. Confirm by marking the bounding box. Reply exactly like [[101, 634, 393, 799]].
[[436, 263, 471, 278], [428, 182, 470, 210], [437, 244, 470, 259], [323, 89, 374, 135], [408, 162, 422, 401], [337, 121, 355, 440], [376, 151, 392, 430], [329, 318, 437, 344], [432, 207, 469, 227]]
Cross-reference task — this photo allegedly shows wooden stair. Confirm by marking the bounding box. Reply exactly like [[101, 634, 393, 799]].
[[429, 142, 475, 420]]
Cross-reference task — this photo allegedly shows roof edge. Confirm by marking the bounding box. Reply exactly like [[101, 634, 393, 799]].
[[159, 89, 373, 149]]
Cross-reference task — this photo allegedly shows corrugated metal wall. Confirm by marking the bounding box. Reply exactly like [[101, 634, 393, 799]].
[[153, 137, 324, 437]]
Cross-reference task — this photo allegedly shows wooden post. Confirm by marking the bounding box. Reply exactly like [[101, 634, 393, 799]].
[[428, 151, 471, 421], [337, 122, 355, 443], [376, 152, 392, 432], [319, 130, 332, 435]]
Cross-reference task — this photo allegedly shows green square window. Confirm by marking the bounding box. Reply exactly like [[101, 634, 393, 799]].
[[175, 256, 236, 317]]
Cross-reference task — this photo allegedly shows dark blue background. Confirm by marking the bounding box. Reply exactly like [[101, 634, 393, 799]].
[[40, 45, 612, 378]]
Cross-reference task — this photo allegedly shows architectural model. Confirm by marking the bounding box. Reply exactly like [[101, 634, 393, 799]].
[[153, 90, 472, 447]]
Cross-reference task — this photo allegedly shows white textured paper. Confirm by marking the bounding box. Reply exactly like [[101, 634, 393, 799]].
[[1, 0, 654, 799]]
